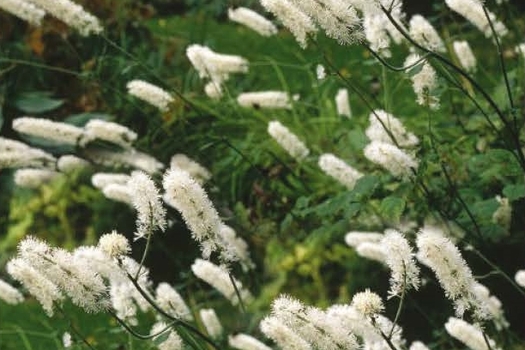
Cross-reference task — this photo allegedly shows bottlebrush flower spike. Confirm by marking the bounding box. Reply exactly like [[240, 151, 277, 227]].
[[416, 228, 487, 319], [26, 0, 102, 36], [127, 80, 174, 112], [318, 153, 363, 190], [191, 259, 252, 306], [267, 121, 310, 161], [260, 0, 317, 49], [128, 171, 167, 240], [0, 0, 45, 26], [228, 7, 278, 36]]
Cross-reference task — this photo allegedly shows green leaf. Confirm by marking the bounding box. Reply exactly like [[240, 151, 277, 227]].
[[14, 91, 65, 114], [63, 112, 113, 126], [502, 184, 525, 201], [379, 196, 406, 223], [468, 149, 522, 182]]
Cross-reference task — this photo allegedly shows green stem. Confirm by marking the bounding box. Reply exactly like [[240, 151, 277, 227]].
[[228, 272, 246, 313], [372, 317, 400, 350], [388, 265, 407, 338]]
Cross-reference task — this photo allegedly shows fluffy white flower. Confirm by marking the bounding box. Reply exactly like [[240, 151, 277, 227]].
[[128, 171, 167, 240], [170, 153, 211, 185], [229, 333, 273, 350], [515, 270, 525, 287], [472, 282, 508, 330], [260, 316, 313, 350], [26, 0, 102, 35], [492, 195, 511, 232], [318, 153, 363, 190], [85, 148, 164, 174], [409, 341, 430, 350], [101, 183, 133, 205], [200, 308, 223, 338], [268, 121, 309, 161], [7, 257, 63, 316], [62, 332, 72, 348], [270, 295, 358, 350], [260, 0, 317, 49], [228, 7, 278, 36], [289, 0, 362, 45], [150, 322, 183, 350], [416, 228, 486, 318], [217, 224, 254, 271], [14, 168, 61, 188], [381, 230, 420, 297], [155, 282, 193, 321], [0, 143, 56, 169], [409, 14, 445, 52], [191, 259, 252, 306], [84, 119, 137, 148], [335, 88, 351, 118], [186, 44, 248, 84], [0, 0, 45, 26], [57, 155, 90, 173], [356, 242, 386, 264], [445, 0, 508, 38], [91, 172, 131, 189], [445, 317, 500, 350], [12, 117, 85, 146], [127, 80, 174, 112], [163, 169, 222, 259], [0, 278, 24, 305], [344, 231, 384, 248], [453, 40, 477, 72], [316, 64, 326, 80], [351, 289, 384, 317], [363, 12, 392, 57], [237, 91, 298, 109], [204, 81, 223, 99], [404, 53, 440, 109], [366, 110, 419, 148], [364, 141, 419, 178], [98, 230, 130, 258]]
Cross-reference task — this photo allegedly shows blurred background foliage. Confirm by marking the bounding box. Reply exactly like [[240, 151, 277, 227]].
[[0, 0, 525, 348]]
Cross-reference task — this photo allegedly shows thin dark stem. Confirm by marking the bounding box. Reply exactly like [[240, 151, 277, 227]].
[[126, 273, 221, 350], [0, 58, 83, 77], [440, 160, 484, 242], [365, 45, 431, 72], [380, 5, 525, 170], [109, 310, 177, 340], [467, 247, 525, 297], [482, 330, 495, 350], [482, 6, 518, 131], [372, 317, 400, 350], [57, 308, 97, 350], [228, 272, 246, 313], [100, 34, 199, 113], [135, 210, 153, 280], [388, 265, 407, 338], [320, 52, 401, 148]]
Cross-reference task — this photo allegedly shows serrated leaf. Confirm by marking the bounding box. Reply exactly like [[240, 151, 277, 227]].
[[379, 196, 406, 223], [502, 184, 525, 201], [63, 112, 113, 126], [14, 91, 65, 114]]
